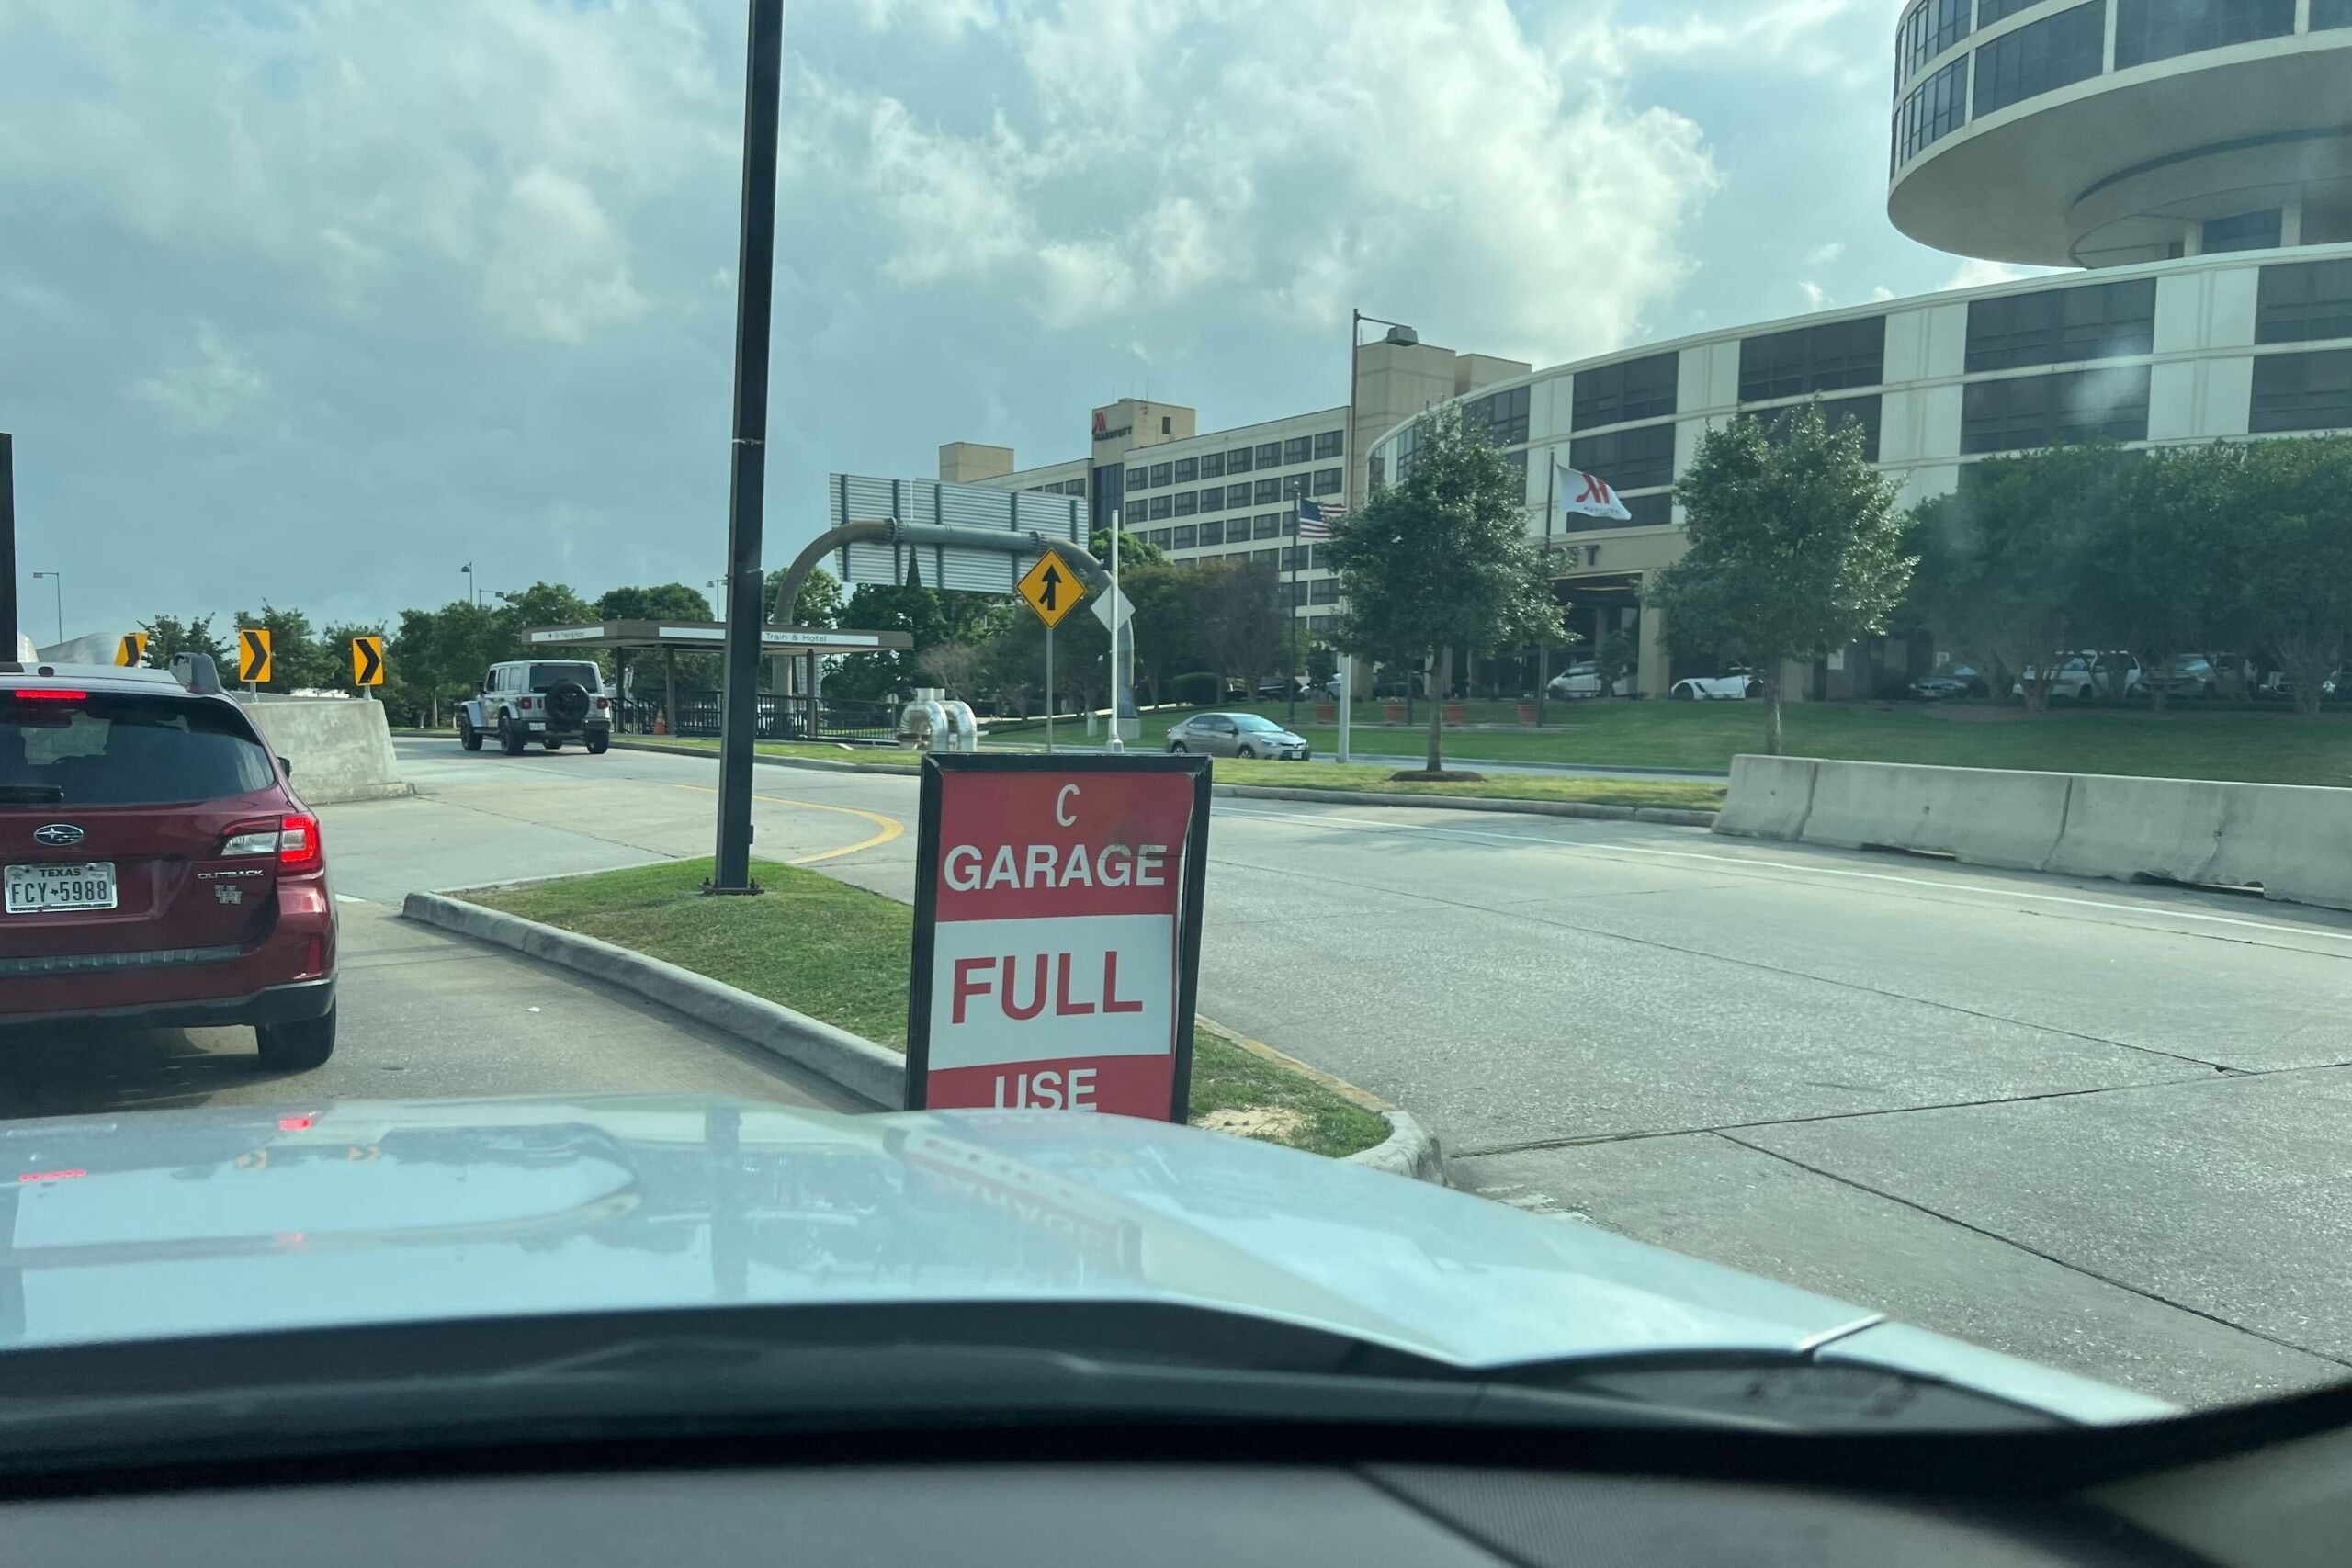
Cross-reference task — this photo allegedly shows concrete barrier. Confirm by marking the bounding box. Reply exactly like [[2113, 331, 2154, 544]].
[[236, 696, 411, 805], [1800, 760, 2074, 870], [1717, 755, 2352, 915], [1711, 755, 1818, 840]]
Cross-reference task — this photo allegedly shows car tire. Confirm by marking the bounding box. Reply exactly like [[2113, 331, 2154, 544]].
[[499, 716, 526, 755], [256, 1006, 336, 1072], [586, 733, 610, 755], [458, 716, 482, 752], [1669, 684, 1694, 701], [1237, 745, 1256, 760], [1169, 741, 1187, 753]]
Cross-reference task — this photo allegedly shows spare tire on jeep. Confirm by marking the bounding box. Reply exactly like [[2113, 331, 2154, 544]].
[[544, 679, 593, 727]]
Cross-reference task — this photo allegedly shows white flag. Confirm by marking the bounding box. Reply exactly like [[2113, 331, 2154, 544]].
[[1555, 461, 1632, 521]]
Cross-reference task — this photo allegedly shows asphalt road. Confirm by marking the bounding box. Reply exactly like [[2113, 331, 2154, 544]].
[[13, 730, 2350, 1409], [349, 735, 2352, 1409]]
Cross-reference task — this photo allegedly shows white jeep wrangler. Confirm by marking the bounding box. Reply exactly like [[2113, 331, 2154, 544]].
[[458, 660, 613, 755]]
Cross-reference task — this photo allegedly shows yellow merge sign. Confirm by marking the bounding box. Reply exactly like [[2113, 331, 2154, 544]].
[[115, 632, 149, 667], [237, 627, 273, 684], [352, 635, 385, 687], [1016, 547, 1085, 630]]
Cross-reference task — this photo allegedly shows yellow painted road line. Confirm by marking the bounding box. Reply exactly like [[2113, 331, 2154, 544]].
[[668, 784, 904, 865]]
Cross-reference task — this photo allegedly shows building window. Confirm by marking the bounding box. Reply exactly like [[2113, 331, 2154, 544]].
[[1200, 519, 1224, 546], [1739, 316, 1886, 400], [1149, 495, 1173, 520], [2117, 0, 2294, 69], [1173, 491, 1197, 516], [1172, 457, 1196, 483], [1978, 0, 2042, 22], [1254, 477, 1281, 504], [1960, 366, 2153, 452], [2250, 350, 2352, 432], [1125, 466, 1148, 491], [1149, 529, 1173, 548], [1311, 577, 1340, 604], [1567, 421, 1677, 491], [1200, 451, 1225, 479], [1311, 545, 1332, 569], [1462, 384, 1531, 447], [1148, 462, 1171, 488], [1895, 54, 1969, 164], [1161, 415, 1172, 434], [1227, 446, 1252, 473], [1172, 525, 1197, 550], [1972, 3, 2101, 118], [1313, 467, 1342, 495], [1368, 454, 1385, 491], [2256, 259, 2352, 344], [1312, 429, 1343, 458], [1197, 487, 1224, 513], [1965, 277, 2158, 371], [2318, 0, 2352, 27], [1280, 546, 1305, 571], [1758, 395, 1884, 462], [1227, 482, 1251, 508], [1898, 0, 1972, 82], [1283, 436, 1311, 466], [1571, 352, 1678, 430], [1254, 441, 1282, 468], [2202, 209, 2283, 254], [1254, 547, 1279, 567], [1281, 472, 1308, 499], [1254, 513, 1281, 540]]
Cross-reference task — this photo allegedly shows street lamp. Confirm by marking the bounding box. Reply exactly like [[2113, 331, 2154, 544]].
[[460, 562, 477, 608], [708, 577, 728, 620], [28, 570, 61, 646], [1340, 310, 1417, 761]]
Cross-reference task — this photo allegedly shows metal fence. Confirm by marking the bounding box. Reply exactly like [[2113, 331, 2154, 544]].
[[617, 692, 899, 744]]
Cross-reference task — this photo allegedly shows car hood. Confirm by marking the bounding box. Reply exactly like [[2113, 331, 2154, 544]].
[[0, 1097, 2165, 1422]]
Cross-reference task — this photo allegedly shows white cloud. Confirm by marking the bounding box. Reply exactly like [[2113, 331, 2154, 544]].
[[792, 0, 1722, 364], [128, 321, 266, 434], [1798, 280, 1830, 310], [1804, 241, 1846, 265], [1612, 0, 1885, 88], [481, 167, 648, 342]]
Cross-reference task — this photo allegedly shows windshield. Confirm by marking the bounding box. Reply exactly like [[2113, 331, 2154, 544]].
[[0, 692, 277, 806], [5, 0, 2346, 1444]]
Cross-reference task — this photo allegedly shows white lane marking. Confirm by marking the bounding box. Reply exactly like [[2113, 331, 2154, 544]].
[[1216, 805, 2352, 948]]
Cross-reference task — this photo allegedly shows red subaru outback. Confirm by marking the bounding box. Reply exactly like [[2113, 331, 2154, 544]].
[[0, 658, 336, 1069]]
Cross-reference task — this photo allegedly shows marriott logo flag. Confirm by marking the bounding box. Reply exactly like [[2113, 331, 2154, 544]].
[[1555, 461, 1633, 522]]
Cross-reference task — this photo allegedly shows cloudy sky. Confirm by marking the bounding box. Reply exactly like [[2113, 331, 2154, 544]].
[[0, 0, 2040, 641]]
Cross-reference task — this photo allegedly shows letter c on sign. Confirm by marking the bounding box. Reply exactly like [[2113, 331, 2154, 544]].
[[1056, 784, 1079, 827]]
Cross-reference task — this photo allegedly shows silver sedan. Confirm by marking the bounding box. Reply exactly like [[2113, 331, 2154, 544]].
[[1165, 711, 1310, 760]]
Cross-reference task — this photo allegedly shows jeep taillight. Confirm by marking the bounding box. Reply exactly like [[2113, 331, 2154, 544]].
[[519, 696, 534, 711], [595, 697, 609, 710]]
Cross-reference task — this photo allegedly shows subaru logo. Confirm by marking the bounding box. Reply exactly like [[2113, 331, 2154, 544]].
[[32, 824, 84, 848]]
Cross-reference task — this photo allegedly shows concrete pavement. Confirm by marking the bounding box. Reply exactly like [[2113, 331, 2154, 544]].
[[362, 738, 2352, 1407]]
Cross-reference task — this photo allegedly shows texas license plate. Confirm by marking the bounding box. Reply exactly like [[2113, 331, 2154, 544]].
[[4, 863, 118, 914]]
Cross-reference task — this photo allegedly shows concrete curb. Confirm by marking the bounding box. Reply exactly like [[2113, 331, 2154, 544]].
[[401, 888, 1446, 1183], [609, 739, 916, 776], [1214, 783, 1715, 826], [305, 782, 417, 806], [400, 891, 906, 1110]]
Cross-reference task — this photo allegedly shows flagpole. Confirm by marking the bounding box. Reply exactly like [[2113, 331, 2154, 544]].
[[1286, 497, 1300, 728], [1340, 311, 1359, 763]]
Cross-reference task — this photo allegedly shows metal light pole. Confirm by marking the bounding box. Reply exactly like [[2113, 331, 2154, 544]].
[[461, 562, 477, 608], [708, 577, 729, 619], [1105, 509, 1124, 753], [0, 434, 17, 658], [29, 571, 60, 647], [708, 0, 786, 895], [1342, 310, 1415, 763]]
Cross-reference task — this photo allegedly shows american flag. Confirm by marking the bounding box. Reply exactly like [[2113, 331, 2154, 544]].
[[1295, 497, 1345, 539]]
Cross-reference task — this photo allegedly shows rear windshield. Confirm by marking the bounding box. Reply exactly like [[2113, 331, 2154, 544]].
[[527, 662, 601, 691], [0, 693, 277, 807]]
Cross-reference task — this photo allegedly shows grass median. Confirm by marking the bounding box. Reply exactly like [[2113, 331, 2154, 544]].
[[463, 856, 1392, 1160]]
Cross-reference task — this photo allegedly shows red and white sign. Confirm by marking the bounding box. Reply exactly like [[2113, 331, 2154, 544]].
[[908, 757, 1207, 1121]]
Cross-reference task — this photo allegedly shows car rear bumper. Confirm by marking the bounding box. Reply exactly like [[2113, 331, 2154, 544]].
[[0, 976, 335, 1032]]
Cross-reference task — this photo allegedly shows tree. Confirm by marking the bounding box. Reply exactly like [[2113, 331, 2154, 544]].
[[764, 565, 842, 627], [2075, 444, 2237, 712], [1908, 443, 2135, 712], [232, 604, 337, 694], [1193, 559, 1285, 703], [1595, 630, 1635, 698], [1125, 559, 1208, 705], [915, 640, 985, 701], [2228, 435, 2352, 716], [140, 613, 232, 675], [1326, 407, 1565, 773], [1090, 528, 1164, 569], [1647, 404, 1912, 753]]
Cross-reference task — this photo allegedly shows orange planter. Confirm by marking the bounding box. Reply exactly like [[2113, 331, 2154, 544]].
[[1382, 703, 1406, 723], [1314, 702, 1337, 723], [1516, 703, 1538, 725], [1442, 703, 1467, 725]]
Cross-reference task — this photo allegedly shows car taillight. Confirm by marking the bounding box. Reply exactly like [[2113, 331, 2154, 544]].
[[595, 697, 609, 711], [222, 813, 323, 873], [519, 696, 534, 711], [278, 813, 322, 873], [9, 690, 86, 702]]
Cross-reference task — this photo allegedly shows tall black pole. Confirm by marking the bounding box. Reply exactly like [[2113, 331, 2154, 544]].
[[0, 434, 17, 660], [709, 0, 785, 895]]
